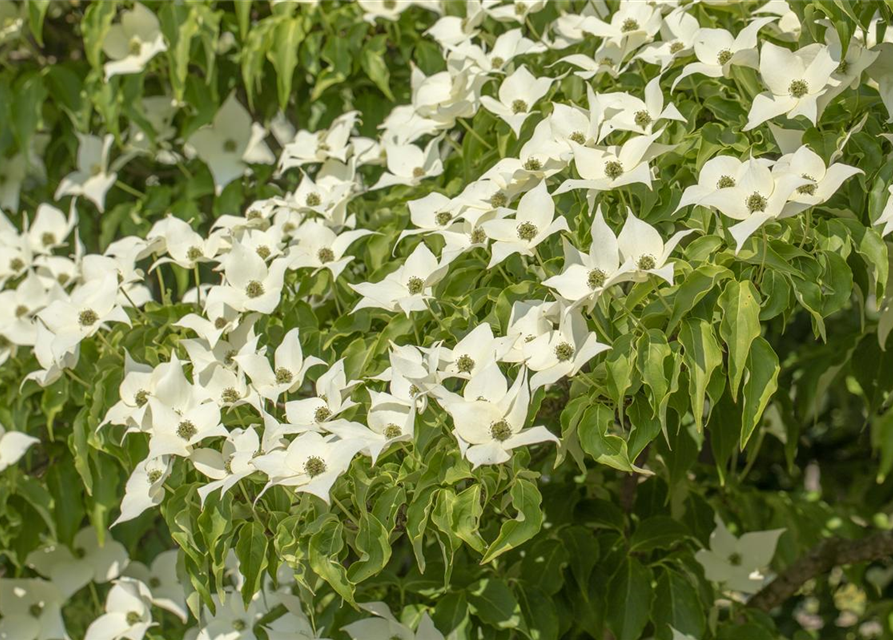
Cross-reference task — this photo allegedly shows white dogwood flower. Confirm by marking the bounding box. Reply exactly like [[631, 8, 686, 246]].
[[371, 138, 444, 190], [350, 242, 454, 315], [186, 94, 275, 194], [616, 210, 693, 284], [102, 2, 167, 80], [695, 516, 785, 594], [27, 527, 128, 598], [113, 456, 172, 526], [481, 180, 569, 267], [745, 42, 839, 130], [288, 220, 373, 281], [236, 328, 325, 404], [253, 431, 365, 503], [673, 17, 776, 90], [192, 427, 261, 505], [543, 206, 631, 305], [696, 158, 810, 251], [84, 578, 154, 640], [444, 365, 557, 468], [0, 578, 68, 640], [54, 133, 118, 212], [555, 129, 671, 194], [772, 145, 861, 216], [440, 322, 515, 380], [480, 65, 554, 136]]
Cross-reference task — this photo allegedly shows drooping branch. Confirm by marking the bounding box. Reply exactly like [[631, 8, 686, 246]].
[[748, 531, 893, 612]]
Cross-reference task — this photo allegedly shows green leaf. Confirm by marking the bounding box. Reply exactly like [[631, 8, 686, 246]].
[[518, 584, 560, 640], [679, 319, 723, 431], [270, 17, 305, 111], [718, 280, 761, 401], [27, 0, 50, 46], [629, 516, 690, 553], [234, 0, 252, 38], [481, 479, 544, 564], [467, 578, 522, 630], [309, 516, 354, 604], [235, 521, 268, 607], [346, 512, 392, 583], [740, 337, 780, 448], [651, 567, 706, 640], [668, 264, 731, 332], [606, 557, 654, 640], [361, 34, 395, 101], [82, 0, 119, 69]]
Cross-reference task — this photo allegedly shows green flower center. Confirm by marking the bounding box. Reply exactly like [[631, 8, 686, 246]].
[[490, 192, 507, 208], [135, 389, 150, 407], [57, 273, 70, 285], [255, 245, 271, 260], [511, 99, 528, 114], [407, 276, 425, 295], [221, 387, 241, 404], [314, 406, 331, 423], [78, 309, 99, 327], [29, 603, 43, 617], [471, 227, 487, 244], [634, 110, 652, 128], [435, 211, 453, 226], [223, 139, 238, 153], [126, 611, 142, 626], [491, 56, 505, 69], [233, 618, 247, 631], [669, 41, 685, 54], [716, 175, 736, 189], [275, 367, 293, 385], [412, 166, 426, 178], [149, 577, 161, 588], [317, 247, 335, 263], [41, 232, 56, 247], [15, 304, 28, 318], [177, 420, 197, 440], [147, 469, 163, 483], [621, 18, 639, 33], [517, 222, 539, 241], [408, 384, 421, 397], [554, 341, 575, 362], [306, 192, 321, 207], [728, 552, 743, 566], [128, 37, 142, 56], [456, 354, 475, 374], [746, 192, 767, 213], [245, 280, 265, 298], [569, 131, 586, 144], [384, 424, 402, 439], [186, 246, 203, 261], [523, 158, 542, 171], [836, 60, 849, 75], [717, 49, 733, 65], [637, 254, 656, 270], [797, 174, 817, 196], [9, 257, 24, 272], [214, 317, 228, 330], [490, 419, 513, 442], [304, 456, 327, 477], [588, 268, 607, 289], [604, 160, 624, 180], [789, 79, 809, 98]]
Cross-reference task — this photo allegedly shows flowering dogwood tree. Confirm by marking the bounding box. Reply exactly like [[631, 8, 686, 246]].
[[2, 1, 893, 638]]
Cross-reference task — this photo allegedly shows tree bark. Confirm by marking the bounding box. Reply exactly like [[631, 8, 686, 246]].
[[748, 531, 893, 612]]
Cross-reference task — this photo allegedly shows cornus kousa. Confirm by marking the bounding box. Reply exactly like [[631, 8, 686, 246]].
[[6, 1, 893, 638]]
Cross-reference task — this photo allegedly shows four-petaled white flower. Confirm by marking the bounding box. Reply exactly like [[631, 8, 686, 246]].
[[695, 516, 785, 594], [55, 134, 118, 212], [480, 65, 555, 136], [102, 2, 167, 80]]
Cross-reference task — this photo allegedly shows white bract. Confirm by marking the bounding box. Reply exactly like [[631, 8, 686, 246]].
[[695, 517, 785, 594], [102, 2, 167, 80]]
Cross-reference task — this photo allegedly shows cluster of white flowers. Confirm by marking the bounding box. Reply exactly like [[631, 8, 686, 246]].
[[2, 0, 892, 636]]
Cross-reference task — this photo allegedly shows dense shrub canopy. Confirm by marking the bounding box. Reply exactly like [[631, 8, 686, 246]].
[[3, 1, 893, 639]]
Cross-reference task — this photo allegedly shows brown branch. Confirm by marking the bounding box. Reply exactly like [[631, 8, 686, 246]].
[[748, 531, 893, 612]]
